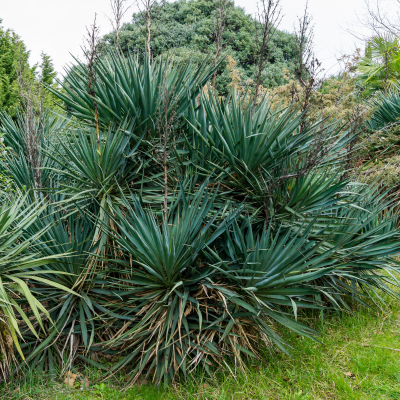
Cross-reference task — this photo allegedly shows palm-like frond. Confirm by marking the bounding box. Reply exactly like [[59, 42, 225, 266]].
[[358, 34, 400, 96], [0, 194, 75, 377]]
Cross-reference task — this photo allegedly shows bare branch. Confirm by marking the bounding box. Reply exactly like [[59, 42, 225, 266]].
[[108, 0, 132, 49], [348, 0, 400, 40], [364, 0, 400, 36]]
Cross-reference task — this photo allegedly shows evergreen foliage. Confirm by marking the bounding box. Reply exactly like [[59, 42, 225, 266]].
[[0, 20, 59, 117], [102, 0, 298, 94], [39, 52, 56, 86], [0, 19, 32, 116]]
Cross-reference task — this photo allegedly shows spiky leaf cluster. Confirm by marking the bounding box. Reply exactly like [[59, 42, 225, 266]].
[[0, 52, 399, 385]]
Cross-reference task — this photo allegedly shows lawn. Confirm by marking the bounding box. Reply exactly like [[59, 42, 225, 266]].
[[2, 298, 400, 400]]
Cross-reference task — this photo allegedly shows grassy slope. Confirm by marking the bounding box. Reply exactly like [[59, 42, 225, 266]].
[[2, 300, 400, 400]]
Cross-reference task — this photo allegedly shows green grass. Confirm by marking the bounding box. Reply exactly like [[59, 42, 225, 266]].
[[2, 299, 400, 400]]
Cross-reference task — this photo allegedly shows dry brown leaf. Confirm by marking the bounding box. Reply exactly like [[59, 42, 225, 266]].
[[64, 371, 78, 387], [84, 378, 90, 388], [344, 371, 356, 379], [64, 377, 74, 387]]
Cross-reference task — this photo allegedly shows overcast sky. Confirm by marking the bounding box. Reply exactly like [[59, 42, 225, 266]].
[[0, 0, 375, 77]]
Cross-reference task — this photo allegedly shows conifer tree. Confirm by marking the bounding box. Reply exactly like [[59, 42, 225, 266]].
[[0, 19, 33, 116]]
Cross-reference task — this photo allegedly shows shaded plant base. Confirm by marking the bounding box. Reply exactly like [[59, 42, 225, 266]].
[[2, 299, 400, 399]]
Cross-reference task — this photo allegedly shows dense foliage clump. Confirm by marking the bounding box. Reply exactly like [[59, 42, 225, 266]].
[[3, 0, 400, 389], [0, 51, 399, 386]]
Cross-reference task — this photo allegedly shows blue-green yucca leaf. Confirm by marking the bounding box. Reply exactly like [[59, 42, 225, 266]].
[[0, 194, 78, 362], [211, 218, 338, 307], [0, 111, 66, 195], [366, 82, 400, 131], [106, 182, 239, 288], [18, 205, 107, 356], [49, 52, 218, 135], [309, 183, 400, 308]]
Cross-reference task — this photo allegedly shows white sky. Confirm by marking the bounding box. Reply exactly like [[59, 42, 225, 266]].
[[0, 0, 375, 77]]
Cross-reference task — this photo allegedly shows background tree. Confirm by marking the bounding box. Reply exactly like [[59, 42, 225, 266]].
[[0, 19, 33, 116], [39, 52, 56, 86], [102, 0, 298, 95], [39, 51, 59, 109]]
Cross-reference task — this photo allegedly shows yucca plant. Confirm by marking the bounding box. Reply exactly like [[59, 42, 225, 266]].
[[1, 49, 400, 386], [50, 52, 217, 135], [94, 184, 340, 385], [312, 184, 400, 310], [0, 111, 65, 197], [14, 206, 104, 375], [0, 194, 75, 380], [366, 83, 400, 132], [181, 89, 352, 228], [97, 184, 240, 384]]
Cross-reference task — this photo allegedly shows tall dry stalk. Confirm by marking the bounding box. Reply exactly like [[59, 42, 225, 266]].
[[135, 0, 156, 64], [156, 74, 178, 224], [293, 1, 314, 87], [293, 2, 324, 133], [253, 0, 282, 109], [212, 0, 229, 88], [16, 49, 44, 191], [83, 15, 101, 153], [108, 0, 132, 49]]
